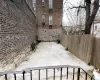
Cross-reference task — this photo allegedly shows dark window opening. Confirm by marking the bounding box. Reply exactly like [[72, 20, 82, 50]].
[[49, 25, 52, 29], [42, 22, 45, 26]]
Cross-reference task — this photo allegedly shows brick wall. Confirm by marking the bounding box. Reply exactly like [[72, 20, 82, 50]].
[[26, 0, 35, 13], [38, 28, 62, 41], [0, 0, 36, 71], [36, 0, 63, 41]]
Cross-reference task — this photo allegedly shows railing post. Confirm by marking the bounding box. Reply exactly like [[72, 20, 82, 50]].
[[5, 74, 7, 80], [77, 68, 80, 80], [53, 68, 55, 80], [85, 73, 87, 80], [23, 71, 25, 80], [30, 70, 32, 80], [67, 67, 68, 79], [91, 77, 93, 80], [46, 69, 48, 80], [14, 74, 16, 80], [73, 68, 75, 80], [39, 69, 40, 80], [60, 68, 62, 80]]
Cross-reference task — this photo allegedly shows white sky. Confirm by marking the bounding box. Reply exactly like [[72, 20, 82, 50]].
[[62, 0, 84, 26]]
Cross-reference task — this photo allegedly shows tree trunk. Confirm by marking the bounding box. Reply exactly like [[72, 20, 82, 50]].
[[85, 0, 99, 34], [85, 1, 91, 23]]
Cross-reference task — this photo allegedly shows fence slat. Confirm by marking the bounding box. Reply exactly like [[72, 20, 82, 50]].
[[61, 34, 93, 64]]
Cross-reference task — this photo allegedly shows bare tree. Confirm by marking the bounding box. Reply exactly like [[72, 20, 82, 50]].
[[85, 0, 99, 34], [63, 0, 99, 34]]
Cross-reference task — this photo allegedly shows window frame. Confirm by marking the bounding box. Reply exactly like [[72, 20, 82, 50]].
[[49, 0, 53, 9], [49, 16, 53, 26], [42, 14, 45, 25], [33, 0, 36, 10], [42, 0, 45, 7]]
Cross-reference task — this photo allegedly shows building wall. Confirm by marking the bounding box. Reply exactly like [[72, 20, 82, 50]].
[[36, 0, 63, 41], [38, 28, 62, 41], [0, 0, 36, 71], [26, 0, 35, 13]]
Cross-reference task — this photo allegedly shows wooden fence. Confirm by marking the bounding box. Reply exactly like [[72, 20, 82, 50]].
[[91, 38, 100, 69], [61, 35, 94, 64], [61, 34, 100, 69]]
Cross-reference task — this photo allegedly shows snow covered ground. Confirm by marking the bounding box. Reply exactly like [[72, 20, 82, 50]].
[[14, 42, 93, 71], [1, 42, 94, 80]]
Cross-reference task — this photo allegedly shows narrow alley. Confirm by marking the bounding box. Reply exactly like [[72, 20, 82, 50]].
[[6, 42, 93, 80], [0, 0, 100, 80], [15, 42, 93, 71]]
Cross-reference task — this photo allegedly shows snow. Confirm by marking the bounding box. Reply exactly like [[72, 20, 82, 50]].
[[93, 70, 100, 80], [14, 42, 93, 71], [5, 42, 94, 80]]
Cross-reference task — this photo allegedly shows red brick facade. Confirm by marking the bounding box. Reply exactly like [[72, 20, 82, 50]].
[[36, 0, 63, 41]]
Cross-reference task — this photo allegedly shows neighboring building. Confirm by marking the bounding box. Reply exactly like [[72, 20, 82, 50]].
[[26, 0, 33, 9], [63, 25, 85, 35], [0, 0, 36, 70], [90, 8, 100, 37], [26, 0, 35, 14], [91, 15, 100, 37], [36, 0, 63, 41], [91, 23, 100, 37]]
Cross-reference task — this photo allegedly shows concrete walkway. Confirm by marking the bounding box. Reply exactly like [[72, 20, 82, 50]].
[[15, 42, 93, 71], [6, 42, 94, 80]]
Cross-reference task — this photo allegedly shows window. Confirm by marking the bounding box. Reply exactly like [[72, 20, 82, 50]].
[[49, 16, 53, 25], [42, 0, 45, 6], [42, 15, 45, 25], [33, 0, 36, 10], [49, 0, 53, 9]]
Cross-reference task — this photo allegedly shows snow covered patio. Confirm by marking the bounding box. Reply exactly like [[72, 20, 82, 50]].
[[15, 42, 93, 71], [0, 42, 94, 80]]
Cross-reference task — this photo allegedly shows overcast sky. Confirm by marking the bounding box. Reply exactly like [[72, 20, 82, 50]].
[[62, 0, 84, 26]]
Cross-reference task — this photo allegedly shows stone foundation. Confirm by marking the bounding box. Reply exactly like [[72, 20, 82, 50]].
[[38, 29, 62, 41]]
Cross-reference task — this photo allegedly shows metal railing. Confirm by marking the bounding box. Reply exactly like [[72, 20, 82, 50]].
[[0, 65, 94, 80]]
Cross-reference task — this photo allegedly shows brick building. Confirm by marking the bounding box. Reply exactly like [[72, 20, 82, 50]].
[[26, 0, 35, 14], [0, 0, 36, 71], [0, 0, 63, 71], [36, 0, 63, 41]]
